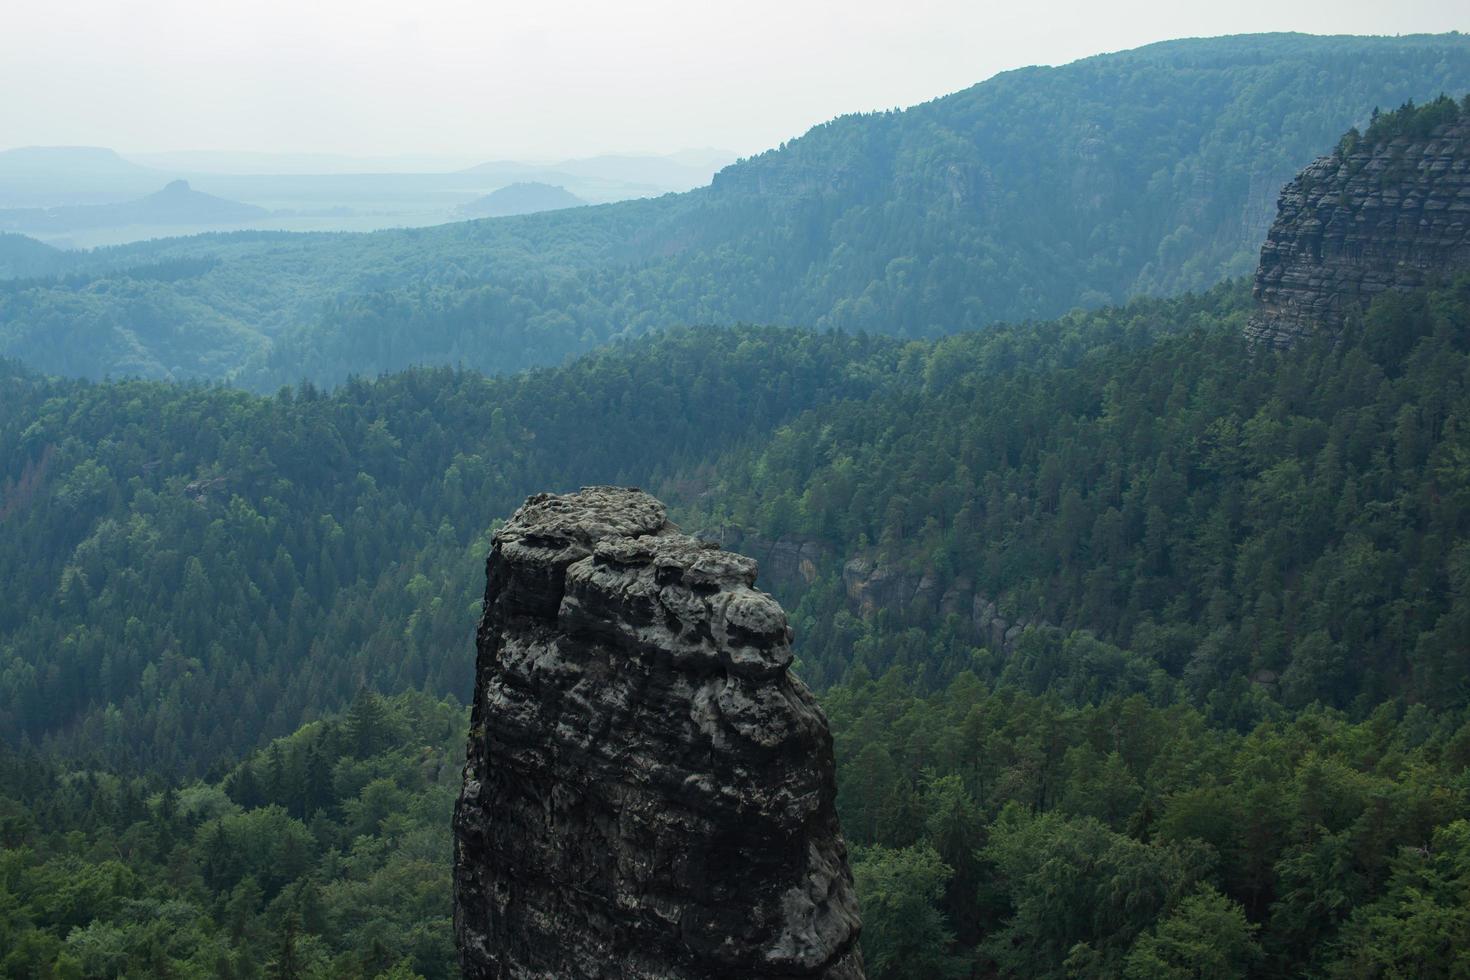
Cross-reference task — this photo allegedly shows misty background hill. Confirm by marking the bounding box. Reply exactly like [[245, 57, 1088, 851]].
[[0, 146, 734, 246], [2, 32, 1467, 386], [0, 180, 268, 235], [0, 145, 149, 179]]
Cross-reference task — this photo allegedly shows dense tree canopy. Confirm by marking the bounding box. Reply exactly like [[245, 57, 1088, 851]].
[[2, 274, 1469, 975], [0, 326, 899, 774], [0, 690, 461, 979]]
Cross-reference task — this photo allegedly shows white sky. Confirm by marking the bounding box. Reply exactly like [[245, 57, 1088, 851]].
[[2, 0, 1465, 161]]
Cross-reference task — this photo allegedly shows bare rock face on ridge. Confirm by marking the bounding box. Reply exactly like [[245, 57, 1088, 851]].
[[453, 487, 864, 979], [1247, 117, 1470, 349]]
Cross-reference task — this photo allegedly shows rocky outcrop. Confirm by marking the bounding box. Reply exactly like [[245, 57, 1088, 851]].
[[453, 487, 863, 979], [712, 527, 833, 593], [1247, 118, 1470, 349], [703, 527, 1044, 655], [841, 557, 1040, 653]]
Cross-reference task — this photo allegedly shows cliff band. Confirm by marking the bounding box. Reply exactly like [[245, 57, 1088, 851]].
[[1248, 117, 1470, 348]]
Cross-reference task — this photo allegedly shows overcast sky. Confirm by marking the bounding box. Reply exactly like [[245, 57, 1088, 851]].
[[2, 0, 1465, 163]]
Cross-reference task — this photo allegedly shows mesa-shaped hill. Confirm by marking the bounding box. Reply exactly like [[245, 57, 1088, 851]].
[[0, 146, 173, 209]]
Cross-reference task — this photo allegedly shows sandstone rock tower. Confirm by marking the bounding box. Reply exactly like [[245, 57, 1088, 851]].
[[1247, 112, 1470, 349], [453, 487, 864, 979]]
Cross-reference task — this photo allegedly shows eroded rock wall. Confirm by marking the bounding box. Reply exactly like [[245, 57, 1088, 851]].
[[453, 487, 863, 979], [1247, 119, 1470, 349], [709, 527, 1043, 656]]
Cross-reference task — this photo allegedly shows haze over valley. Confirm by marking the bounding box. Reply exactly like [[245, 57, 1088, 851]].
[[0, 146, 734, 247]]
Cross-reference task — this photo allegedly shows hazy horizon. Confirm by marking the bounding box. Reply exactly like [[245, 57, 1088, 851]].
[[5, 0, 1466, 164], [0, 146, 741, 176]]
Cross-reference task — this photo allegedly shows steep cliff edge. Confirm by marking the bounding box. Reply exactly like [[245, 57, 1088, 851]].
[[1246, 103, 1470, 349], [453, 487, 864, 979]]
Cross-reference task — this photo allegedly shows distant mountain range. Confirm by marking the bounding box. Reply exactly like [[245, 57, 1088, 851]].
[[0, 146, 735, 237], [3, 33, 1469, 386], [0, 146, 734, 245], [117, 148, 736, 183]]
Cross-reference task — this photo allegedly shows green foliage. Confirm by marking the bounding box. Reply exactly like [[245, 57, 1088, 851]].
[[686, 278, 1470, 711], [1122, 887, 1262, 979], [979, 805, 1210, 977], [850, 845, 966, 980], [825, 668, 1470, 978], [2, 251, 1469, 973], [1363, 93, 1467, 145], [0, 325, 896, 774], [0, 691, 460, 979], [0, 234, 66, 279]]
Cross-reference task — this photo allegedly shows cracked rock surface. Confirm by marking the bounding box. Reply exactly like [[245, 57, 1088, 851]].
[[453, 487, 864, 979]]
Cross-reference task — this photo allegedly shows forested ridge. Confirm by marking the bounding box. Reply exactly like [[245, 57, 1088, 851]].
[[3, 274, 1470, 976], [686, 278, 1470, 717], [0, 327, 899, 773], [3, 33, 1469, 387]]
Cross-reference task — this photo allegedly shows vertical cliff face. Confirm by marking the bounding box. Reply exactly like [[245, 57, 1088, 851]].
[[453, 487, 864, 979], [1246, 117, 1470, 349]]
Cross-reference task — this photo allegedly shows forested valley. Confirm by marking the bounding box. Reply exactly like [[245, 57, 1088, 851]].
[[6, 24, 1470, 980], [3, 269, 1470, 976]]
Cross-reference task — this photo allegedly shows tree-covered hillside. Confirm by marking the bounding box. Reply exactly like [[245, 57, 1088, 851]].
[[5, 275, 1470, 767], [0, 234, 67, 279], [0, 328, 900, 774], [1, 689, 464, 979], [4, 276, 1470, 976], [3, 35, 1468, 387], [684, 277, 1470, 720]]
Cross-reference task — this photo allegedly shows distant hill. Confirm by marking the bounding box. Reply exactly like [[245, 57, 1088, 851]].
[[460, 151, 729, 194], [0, 148, 730, 229], [125, 179, 269, 224], [539, 153, 731, 191], [456, 182, 586, 219], [0, 180, 268, 234]]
